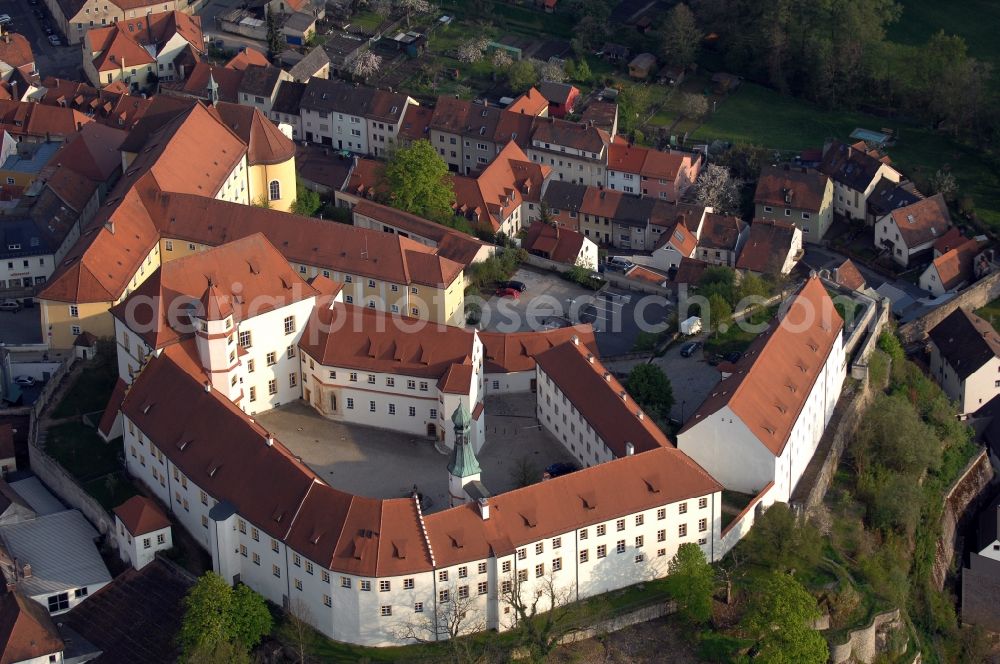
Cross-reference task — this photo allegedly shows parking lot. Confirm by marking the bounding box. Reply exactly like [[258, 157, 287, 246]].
[[256, 397, 575, 514], [476, 266, 671, 357], [0, 306, 42, 345], [650, 339, 721, 425], [2, 0, 81, 80]]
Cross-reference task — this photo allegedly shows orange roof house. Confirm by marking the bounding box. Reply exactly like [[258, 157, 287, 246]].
[[0, 34, 36, 84], [678, 277, 844, 502], [920, 236, 987, 295], [453, 141, 549, 235], [507, 86, 549, 117]]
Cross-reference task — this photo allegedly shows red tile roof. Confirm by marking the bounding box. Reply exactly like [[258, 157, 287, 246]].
[[535, 338, 671, 457], [507, 87, 548, 116], [225, 47, 269, 71], [98, 377, 128, 438], [453, 141, 549, 232], [888, 193, 951, 248], [479, 325, 598, 373], [522, 222, 586, 264], [607, 142, 646, 173], [681, 277, 843, 456], [627, 265, 668, 286], [754, 165, 829, 212], [114, 495, 171, 536], [209, 102, 295, 165], [931, 237, 984, 291], [0, 591, 63, 664], [531, 116, 609, 155], [398, 104, 433, 143], [735, 219, 799, 274], [0, 34, 34, 74], [352, 199, 486, 266], [933, 226, 965, 256], [832, 259, 865, 291]]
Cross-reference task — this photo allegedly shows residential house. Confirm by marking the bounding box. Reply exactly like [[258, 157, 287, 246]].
[[113, 495, 172, 570], [528, 116, 609, 186], [537, 81, 580, 119], [541, 179, 589, 233], [695, 213, 747, 267], [269, 79, 306, 139], [0, 141, 60, 193], [874, 193, 952, 267], [453, 141, 550, 236], [397, 104, 433, 147], [237, 64, 291, 116], [678, 277, 845, 503], [43, 0, 200, 46], [0, 590, 65, 664], [0, 510, 113, 615], [607, 141, 701, 202], [282, 12, 317, 46], [736, 219, 803, 276], [82, 11, 205, 90], [818, 140, 901, 222], [506, 87, 549, 117], [0, 34, 36, 84], [225, 47, 269, 71], [962, 500, 1000, 633], [322, 33, 371, 77], [754, 165, 833, 243], [628, 53, 656, 79], [919, 236, 987, 296], [429, 97, 533, 175], [579, 101, 618, 138], [927, 308, 1000, 416], [32, 76, 153, 131], [480, 326, 598, 394], [522, 222, 598, 269], [286, 45, 331, 82], [300, 78, 413, 156], [831, 259, 866, 292], [0, 99, 91, 142], [865, 178, 922, 226], [651, 216, 699, 270], [296, 142, 354, 195], [165, 62, 244, 104]]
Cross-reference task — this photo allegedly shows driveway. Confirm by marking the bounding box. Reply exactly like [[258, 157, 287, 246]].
[[5, 0, 82, 80], [475, 266, 671, 358], [649, 341, 721, 425]]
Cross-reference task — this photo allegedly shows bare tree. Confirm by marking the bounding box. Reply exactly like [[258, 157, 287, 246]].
[[394, 584, 493, 664], [679, 92, 709, 119], [285, 599, 313, 663], [372, 0, 393, 17], [693, 163, 742, 214], [397, 0, 430, 27], [500, 568, 596, 661], [492, 49, 513, 71], [717, 546, 743, 606], [350, 50, 383, 80], [457, 37, 490, 64]]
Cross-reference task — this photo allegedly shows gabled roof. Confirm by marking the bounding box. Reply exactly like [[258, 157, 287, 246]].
[[210, 101, 295, 165], [888, 193, 952, 248], [0, 590, 63, 664], [352, 199, 485, 266], [698, 212, 745, 250], [535, 338, 671, 457], [271, 79, 306, 116], [431, 96, 532, 148], [531, 116, 609, 155], [398, 104, 433, 142], [454, 141, 549, 231], [754, 165, 830, 212], [35, 77, 152, 131], [933, 226, 965, 255], [47, 121, 127, 182], [479, 325, 597, 374], [681, 277, 844, 456], [0, 34, 35, 73], [171, 63, 243, 103], [537, 81, 578, 106], [930, 237, 984, 291], [89, 26, 156, 73], [113, 495, 170, 536], [928, 308, 1000, 379], [0, 100, 91, 140], [832, 259, 865, 291], [110, 233, 318, 349], [287, 46, 330, 82], [523, 222, 586, 264], [507, 87, 548, 116], [819, 139, 895, 191], [225, 47, 269, 71], [238, 64, 284, 97], [867, 177, 922, 218], [736, 219, 799, 274], [655, 220, 697, 256]]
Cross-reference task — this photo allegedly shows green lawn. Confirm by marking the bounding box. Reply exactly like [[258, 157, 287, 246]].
[[691, 82, 1000, 229], [888, 1, 1000, 69], [51, 353, 118, 419], [46, 423, 121, 481], [976, 297, 1000, 328]]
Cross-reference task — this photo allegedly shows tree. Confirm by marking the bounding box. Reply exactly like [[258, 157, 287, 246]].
[[665, 543, 714, 624], [501, 568, 600, 662], [507, 59, 538, 93], [265, 8, 284, 59], [625, 363, 674, 420], [178, 572, 272, 660], [706, 293, 731, 333], [742, 572, 828, 664], [679, 92, 709, 119], [398, 0, 430, 27], [853, 394, 941, 476], [617, 84, 654, 135], [538, 60, 566, 83], [573, 57, 592, 84], [930, 169, 958, 201], [395, 583, 496, 663], [185, 639, 252, 664], [660, 3, 701, 68], [350, 50, 382, 80], [285, 599, 313, 664], [741, 503, 823, 573], [693, 164, 741, 214], [492, 49, 513, 71], [290, 183, 322, 217], [383, 139, 456, 223], [457, 37, 489, 64]]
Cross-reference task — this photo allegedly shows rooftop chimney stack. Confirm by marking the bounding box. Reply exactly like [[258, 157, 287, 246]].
[[478, 497, 489, 520], [625, 442, 634, 456], [265, 434, 274, 447]]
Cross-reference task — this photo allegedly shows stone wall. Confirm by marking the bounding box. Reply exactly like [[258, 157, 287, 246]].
[[522, 254, 673, 297], [933, 449, 995, 589], [828, 608, 905, 664], [898, 270, 1000, 344]]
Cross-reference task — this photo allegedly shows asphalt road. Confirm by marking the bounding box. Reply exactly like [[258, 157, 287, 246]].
[[2, 0, 82, 80]]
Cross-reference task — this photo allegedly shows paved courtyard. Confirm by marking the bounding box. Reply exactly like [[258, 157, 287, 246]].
[[256, 396, 575, 514], [651, 341, 721, 424]]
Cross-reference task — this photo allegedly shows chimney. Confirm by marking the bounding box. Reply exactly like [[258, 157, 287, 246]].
[[105, 220, 115, 234], [637, 410, 644, 421], [619, 390, 627, 402], [625, 442, 634, 456], [203, 381, 211, 392], [21, 564, 31, 579], [478, 497, 489, 520], [586, 353, 594, 364], [847, 145, 852, 159], [571, 335, 579, 346], [603, 372, 611, 382], [265, 434, 274, 447]]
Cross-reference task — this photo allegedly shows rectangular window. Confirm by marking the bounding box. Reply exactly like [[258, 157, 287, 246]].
[[596, 524, 606, 537], [268, 380, 277, 395], [579, 528, 588, 540], [408, 406, 416, 417], [289, 373, 297, 388], [517, 548, 526, 560], [458, 585, 469, 599], [341, 577, 352, 588], [47, 593, 69, 613], [403, 578, 414, 589], [239, 330, 252, 347], [379, 580, 391, 592], [616, 540, 626, 554], [458, 566, 468, 578], [657, 508, 666, 520], [657, 529, 666, 542], [552, 537, 561, 549], [597, 545, 606, 558], [439, 590, 449, 603], [439, 570, 448, 582], [478, 562, 488, 574], [580, 549, 589, 563], [287, 345, 296, 359], [252, 552, 260, 565], [324, 594, 332, 607], [247, 359, 255, 373], [616, 518, 625, 531], [380, 605, 392, 616], [501, 561, 511, 573], [535, 542, 543, 555], [517, 570, 528, 582], [478, 581, 488, 595], [635, 535, 644, 548], [346, 398, 354, 409], [699, 518, 707, 532], [679, 524, 687, 537], [679, 502, 687, 515], [284, 316, 295, 334], [360, 580, 371, 591], [552, 557, 562, 572], [535, 563, 544, 578], [266, 352, 276, 366], [698, 497, 708, 509], [414, 602, 423, 612]]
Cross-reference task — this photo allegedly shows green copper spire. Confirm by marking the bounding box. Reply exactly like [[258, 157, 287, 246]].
[[447, 404, 480, 478]]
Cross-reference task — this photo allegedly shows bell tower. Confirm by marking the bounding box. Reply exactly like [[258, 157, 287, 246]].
[[447, 404, 481, 507]]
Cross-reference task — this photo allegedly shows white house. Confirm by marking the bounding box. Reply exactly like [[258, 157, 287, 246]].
[[874, 194, 952, 267], [481, 327, 599, 395], [918, 237, 986, 296], [819, 140, 901, 222], [0, 590, 65, 664], [927, 307, 1000, 416], [299, 78, 413, 155], [678, 277, 846, 503], [113, 495, 173, 570]]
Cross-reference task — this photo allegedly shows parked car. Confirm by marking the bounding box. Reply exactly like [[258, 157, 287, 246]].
[[14, 376, 35, 387], [47, 34, 61, 46], [0, 300, 21, 313], [503, 280, 526, 293], [606, 256, 635, 272], [542, 462, 578, 480], [723, 351, 742, 363], [680, 341, 702, 357], [495, 287, 520, 299]]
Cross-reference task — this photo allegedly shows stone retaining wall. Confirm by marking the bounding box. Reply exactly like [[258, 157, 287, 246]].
[[898, 270, 1000, 344], [829, 608, 904, 664]]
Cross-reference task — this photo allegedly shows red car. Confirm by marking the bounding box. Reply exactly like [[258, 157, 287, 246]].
[[495, 287, 520, 299]]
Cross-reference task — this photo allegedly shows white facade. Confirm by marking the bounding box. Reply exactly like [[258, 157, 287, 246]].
[[928, 340, 1000, 416], [678, 331, 845, 503], [536, 365, 616, 468], [114, 515, 172, 570], [302, 107, 370, 153], [832, 162, 899, 221], [215, 155, 250, 206], [874, 213, 938, 267], [528, 144, 605, 187]]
